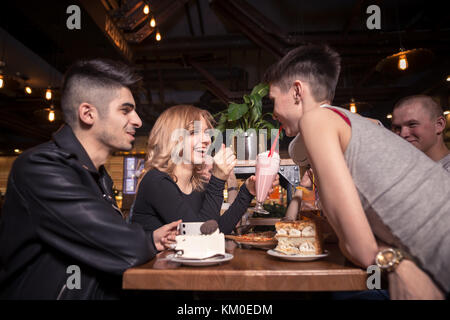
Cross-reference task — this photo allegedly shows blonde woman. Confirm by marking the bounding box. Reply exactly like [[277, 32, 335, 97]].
[[131, 105, 277, 234]]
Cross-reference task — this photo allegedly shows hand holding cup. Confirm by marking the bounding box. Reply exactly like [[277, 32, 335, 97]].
[[212, 144, 236, 181]]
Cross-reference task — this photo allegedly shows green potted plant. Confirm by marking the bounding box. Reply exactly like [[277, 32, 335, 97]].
[[215, 83, 281, 160]]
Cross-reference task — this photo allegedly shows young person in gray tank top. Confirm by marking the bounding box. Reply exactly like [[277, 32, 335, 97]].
[[264, 44, 449, 299]]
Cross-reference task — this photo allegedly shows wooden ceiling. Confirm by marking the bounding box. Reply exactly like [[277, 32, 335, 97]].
[[0, 0, 449, 154]]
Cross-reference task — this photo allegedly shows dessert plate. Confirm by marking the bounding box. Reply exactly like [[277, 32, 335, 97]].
[[167, 253, 233, 266], [235, 240, 278, 249], [226, 236, 277, 249], [267, 249, 329, 261], [234, 240, 277, 249], [225, 233, 277, 249]]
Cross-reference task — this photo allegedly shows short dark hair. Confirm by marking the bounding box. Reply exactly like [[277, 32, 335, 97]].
[[393, 95, 444, 119], [264, 44, 341, 102], [61, 59, 141, 127]]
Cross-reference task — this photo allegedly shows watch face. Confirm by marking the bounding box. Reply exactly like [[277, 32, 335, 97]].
[[377, 249, 396, 268]]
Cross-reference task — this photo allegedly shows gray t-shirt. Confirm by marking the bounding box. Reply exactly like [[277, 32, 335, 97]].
[[439, 153, 450, 172], [339, 106, 450, 294], [290, 106, 450, 293]]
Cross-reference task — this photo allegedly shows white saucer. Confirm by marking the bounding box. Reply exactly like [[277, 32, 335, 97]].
[[267, 249, 329, 261], [167, 253, 233, 266]]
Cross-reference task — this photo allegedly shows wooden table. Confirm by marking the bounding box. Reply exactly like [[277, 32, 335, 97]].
[[123, 243, 368, 292]]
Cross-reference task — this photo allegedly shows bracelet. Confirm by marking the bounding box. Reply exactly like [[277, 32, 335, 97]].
[[227, 187, 238, 192]]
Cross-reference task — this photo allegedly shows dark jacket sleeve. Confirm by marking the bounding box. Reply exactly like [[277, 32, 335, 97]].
[[13, 150, 156, 275]]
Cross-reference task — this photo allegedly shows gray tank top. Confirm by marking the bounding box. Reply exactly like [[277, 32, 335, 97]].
[[331, 106, 450, 293], [439, 153, 450, 172]]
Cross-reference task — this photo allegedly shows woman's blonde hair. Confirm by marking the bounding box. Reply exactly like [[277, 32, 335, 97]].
[[140, 105, 215, 191]]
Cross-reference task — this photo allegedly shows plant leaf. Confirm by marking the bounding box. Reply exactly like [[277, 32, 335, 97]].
[[228, 103, 248, 121], [249, 94, 262, 126], [250, 83, 269, 98], [243, 94, 251, 105], [261, 112, 273, 120], [259, 120, 275, 130]]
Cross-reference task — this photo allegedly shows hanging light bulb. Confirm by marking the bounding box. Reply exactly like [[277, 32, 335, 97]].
[[143, 4, 150, 15], [48, 105, 55, 122], [398, 54, 408, 71], [349, 99, 357, 113], [387, 114, 393, 119], [156, 31, 161, 41], [0, 75, 4, 89], [48, 110, 55, 122], [150, 17, 156, 28], [45, 88, 52, 100], [444, 110, 450, 116], [446, 75, 450, 82], [25, 86, 32, 94]]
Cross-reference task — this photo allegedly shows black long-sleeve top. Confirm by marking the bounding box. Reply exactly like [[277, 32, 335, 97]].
[[131, 169, 254, 234]]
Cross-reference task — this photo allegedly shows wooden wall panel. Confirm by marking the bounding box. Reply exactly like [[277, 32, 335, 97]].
[[0, 156, 124, 194], [0, 156, 17, 194], [104, 156, 124, 191]]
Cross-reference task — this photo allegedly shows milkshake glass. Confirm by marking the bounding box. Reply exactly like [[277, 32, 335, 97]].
[[253, 151, 280, 214]]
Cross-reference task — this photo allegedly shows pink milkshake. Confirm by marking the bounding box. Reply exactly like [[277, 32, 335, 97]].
[[254, 151, 280, 214]]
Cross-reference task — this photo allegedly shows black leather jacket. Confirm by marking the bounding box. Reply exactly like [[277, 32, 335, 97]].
[[0, 125, 157, 299]]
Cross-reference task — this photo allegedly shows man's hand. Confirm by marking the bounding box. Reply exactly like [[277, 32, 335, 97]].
[[212, 144, 236, 180], [388, 259, 445, 300], [152, 220, 181, 251], [245, 174, 280, 196]]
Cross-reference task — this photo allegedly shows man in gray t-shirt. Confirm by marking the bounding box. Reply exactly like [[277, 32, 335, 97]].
[[439, 153, 450, 172], [392, 95, 450, 172]]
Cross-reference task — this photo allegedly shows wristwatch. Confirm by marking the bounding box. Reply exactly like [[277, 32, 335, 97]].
[[375, 248, 405, 273]]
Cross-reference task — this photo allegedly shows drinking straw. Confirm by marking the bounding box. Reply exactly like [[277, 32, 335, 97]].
[[268, 126, 282, 157]]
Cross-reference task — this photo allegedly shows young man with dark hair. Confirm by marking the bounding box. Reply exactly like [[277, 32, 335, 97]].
[[392, 95, 450, 171], [264, 44, 341, 137], [0, 59, 180, 299]]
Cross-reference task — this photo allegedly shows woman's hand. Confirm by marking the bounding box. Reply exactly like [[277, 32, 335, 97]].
[[245, 174, 280, 196], [152, 219, 181, 251], [212, 144, 236, 180], [388, 259, 445, 300]]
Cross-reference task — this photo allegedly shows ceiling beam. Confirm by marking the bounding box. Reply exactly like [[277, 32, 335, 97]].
[[211, 0, 285, 58], [186, 56, 245, 103], [133, 35, 255, 57], [195, 0, 205, 36], [78, 0, 133, 61], [342, 0, 364, 36], [185, 2, 195, 36], [133, 29, 450, 58], [119, 0, 190, 43], [111, 0, 144, 28], [141, 66, 245, 82]]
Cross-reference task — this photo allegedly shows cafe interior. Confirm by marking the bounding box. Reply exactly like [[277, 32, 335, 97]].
[[0, 0, 449, 301]]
